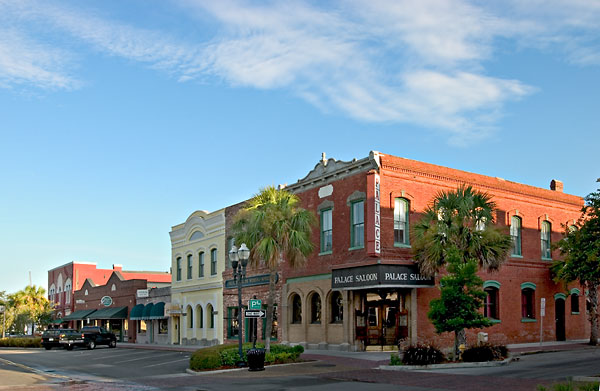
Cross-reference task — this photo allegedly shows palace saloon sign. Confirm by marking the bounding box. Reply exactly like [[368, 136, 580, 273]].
[[332, 264, 434, 290]]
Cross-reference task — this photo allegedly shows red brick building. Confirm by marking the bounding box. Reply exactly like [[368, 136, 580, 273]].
[[48, 262, 170, 330], [276, 151, 586, 350]]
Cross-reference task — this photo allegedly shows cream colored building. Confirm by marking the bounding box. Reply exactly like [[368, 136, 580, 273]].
[[169, 209, 226, 346]]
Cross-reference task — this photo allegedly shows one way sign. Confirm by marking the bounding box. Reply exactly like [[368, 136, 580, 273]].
[[245, 309, 266, 318]]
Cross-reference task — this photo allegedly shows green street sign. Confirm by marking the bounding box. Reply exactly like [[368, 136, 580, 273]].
[[249, 299, 262, 310]]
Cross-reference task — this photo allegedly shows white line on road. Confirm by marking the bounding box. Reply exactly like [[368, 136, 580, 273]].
[[142, 357, 191, 368]]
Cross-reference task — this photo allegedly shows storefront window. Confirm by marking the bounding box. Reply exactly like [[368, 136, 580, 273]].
[[228, 307, 239, 338], [331, 291, 343, 323], [310, 293, 321, 324], [291, 294, 302, 324], [138, 320, 147, 333], [158, 319, 168, 334]]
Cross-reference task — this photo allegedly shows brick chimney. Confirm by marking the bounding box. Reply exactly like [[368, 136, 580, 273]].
[[550, 179, 563, 192], [113, 264, 123, 271]]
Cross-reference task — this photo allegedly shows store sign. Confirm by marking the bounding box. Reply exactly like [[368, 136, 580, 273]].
[[137, 289, 149, 298], [76, 299, 85, 304], [374, 174, 381, 254], [224, 273, 278, 289], [100, 296, 113, 307], [332, 264, 434, 290]]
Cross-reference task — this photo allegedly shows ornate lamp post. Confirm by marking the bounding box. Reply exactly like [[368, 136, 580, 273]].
[[229, 243, 250, 366]]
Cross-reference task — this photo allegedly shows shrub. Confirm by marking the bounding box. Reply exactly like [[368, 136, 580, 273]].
[[537, 381, 599, 391], [0, 337, 41, 348], [190, 343, 303, 371], [462, 343, 508, 362], [390, 353, 402, 366], [220, 348, 243, 367], [401, 344, 445, 366]]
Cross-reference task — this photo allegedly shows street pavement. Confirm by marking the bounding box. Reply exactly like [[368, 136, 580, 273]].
[[0, 340, 598, 390]]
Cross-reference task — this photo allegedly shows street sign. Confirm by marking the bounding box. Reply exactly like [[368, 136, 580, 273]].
[[245, 309, 266, 318], [540, 298, 546, 317], [249, 299, 262, 310]]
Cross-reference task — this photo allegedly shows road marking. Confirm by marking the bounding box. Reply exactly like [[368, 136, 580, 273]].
[[142, 357, 191, 368]]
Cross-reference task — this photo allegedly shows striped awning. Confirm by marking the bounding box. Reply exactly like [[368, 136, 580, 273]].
[[129, 304, 145, 320]]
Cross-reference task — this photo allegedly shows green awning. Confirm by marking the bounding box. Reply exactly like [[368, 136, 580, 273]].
[[62, 309, 97, 321], [129, 304, 145, 320], [50, 318, 64, 324], [142, 303, 154, 320], [88, 306, 128, 320], [149, 302, 166, 320]]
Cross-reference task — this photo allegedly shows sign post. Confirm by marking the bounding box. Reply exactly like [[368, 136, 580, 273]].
[[540, 298, 546, 345]]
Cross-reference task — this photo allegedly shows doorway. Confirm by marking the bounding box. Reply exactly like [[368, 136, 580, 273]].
[[555, 298, 565, 341], [363, 291, 406, 347]]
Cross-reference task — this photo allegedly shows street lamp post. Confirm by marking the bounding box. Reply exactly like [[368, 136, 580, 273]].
[[229, 243, 250, 366]]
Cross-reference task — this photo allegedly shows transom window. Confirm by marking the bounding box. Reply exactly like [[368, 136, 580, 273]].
[[510, 216, 522, 256], [320, 208, 332, 253], [394, 198, 410, 246], [350, 200, 364, 248], [541, 221, 552, 259]]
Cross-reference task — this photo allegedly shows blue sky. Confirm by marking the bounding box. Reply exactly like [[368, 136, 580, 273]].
[[1, 0, 599, 294]]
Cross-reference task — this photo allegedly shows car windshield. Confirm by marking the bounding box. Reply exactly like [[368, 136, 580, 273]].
[[43, 330, 60, 336]]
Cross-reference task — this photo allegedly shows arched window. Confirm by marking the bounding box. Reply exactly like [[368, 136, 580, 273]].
[[291, 294, 302, 324], [187, 254, 193, 279], [571, 292, 580, 314], [187, 306, 194, 329], [484, 287, 499, 320], [84, 289, 88, 296], [198, 252, 205, 278], [207, 304, 214, 328], [510, 216, 522, 256], [197, 305, 204, 328], [210, 249, 217, 275], [394, 198, 410, 246], [176, 257, 182, 281], [330, 291, 343, 323], [310, 293, 322, 324], [111, 284, 116, 292], [541, 221, 552, 260], [65, 280, 72, 304], [521, 283, 536, 320]]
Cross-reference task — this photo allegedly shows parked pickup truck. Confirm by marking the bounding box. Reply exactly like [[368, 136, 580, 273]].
[[42, 329, 76, 350], [59, 326, 117, 350]]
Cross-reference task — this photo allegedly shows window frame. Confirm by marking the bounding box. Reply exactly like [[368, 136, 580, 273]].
[[187, 254, 193, 279], [320, 208, 333, 254], [510, 216, 522, 257], [484, 287, 500, 321], [521, 285, 536, 321], [291, 294, 302, 324], [571, 292, 580, 314], [227, 307, 240, 339], [198, 251, 205, 278], [350, 200, 365, 249], [176, 257, 182, 281], [310, 293, 322, 324], [394, 198, 410, 247], [541, 220, 552, 260], [210, 249, 217, 276], [330, 291, 343, 324]]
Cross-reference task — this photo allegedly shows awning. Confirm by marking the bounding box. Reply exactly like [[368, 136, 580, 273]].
[[50, 318, 64, 324], [142, 303, 154, 320], [149, 302, 166, 320], [88, 306, 128, 320], [129, 304, 145, 320], [62, 309, 97, 321]]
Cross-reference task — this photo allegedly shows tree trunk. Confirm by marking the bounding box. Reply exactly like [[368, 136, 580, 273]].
[[588, 282, 599, 346], [454, 329, 466, 359], [264, 269, 277, 353]]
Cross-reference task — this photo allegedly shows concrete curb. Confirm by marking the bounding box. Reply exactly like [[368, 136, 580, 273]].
[[378, 357, 513, 371], [572, 376, 600, 383]]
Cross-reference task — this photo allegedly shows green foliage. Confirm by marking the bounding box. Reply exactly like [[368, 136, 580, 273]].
[[428, 256, 491, 334], [0, 337, 42, 348], [551, 185, 600, 345], [6, 285, 54, 335], [461, 343, 508, 362], [390, 353, 402, 366], [189, 343, 302, 371], [537, 381, 600, 391], [401, 344, 445, 365], [232, 186, 317, 351]]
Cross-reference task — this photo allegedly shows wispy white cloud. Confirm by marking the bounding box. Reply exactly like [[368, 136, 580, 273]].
[[1, 0, 599, 142]]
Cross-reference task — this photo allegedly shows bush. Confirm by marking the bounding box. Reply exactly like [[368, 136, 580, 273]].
[[537, 381, 599, 391], [0, 337, 41, 348], [190, 343, 303, 371], [462, 343, 508, 362], [401, 344, 445, 366], [390, 353, 402, 366]]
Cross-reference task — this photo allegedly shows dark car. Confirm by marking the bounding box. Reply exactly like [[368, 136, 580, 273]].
[[42, 329, 76, 350], [58, 329, 87, 350], [79, 326, 117, 349]]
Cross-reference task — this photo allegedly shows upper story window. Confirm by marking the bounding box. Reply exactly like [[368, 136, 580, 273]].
[[571, 292, 580, 314], [198, 251, 205, 278], [111, 283, 116, 292], [187, 254, 193, 279], [210, 248, 217, 275], [510, 216, 522, 257], [176, 257, 182, 281], [394, 198, 410, 246], [541, 220, 552, 260], [320, 208, 332, 253], [350, 200, 365, 248]]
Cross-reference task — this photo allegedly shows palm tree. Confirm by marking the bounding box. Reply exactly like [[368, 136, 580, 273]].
[[233, 186, 316, 352], [9, 285, 53, 335], [412, 185, 512, 352]]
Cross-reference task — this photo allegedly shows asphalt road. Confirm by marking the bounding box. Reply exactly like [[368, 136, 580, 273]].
[[1, 346, 599, 391]]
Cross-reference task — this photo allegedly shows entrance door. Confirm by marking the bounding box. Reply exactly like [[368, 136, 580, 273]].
[[364, 291, 401, 347], [555, 298, 565, 341]]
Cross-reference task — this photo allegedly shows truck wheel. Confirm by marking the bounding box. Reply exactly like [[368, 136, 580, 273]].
[[66, 345, 73, 351], [109, 340, 116, 348], [44, 346, 52, 350], [88, 340, 96, 350]]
